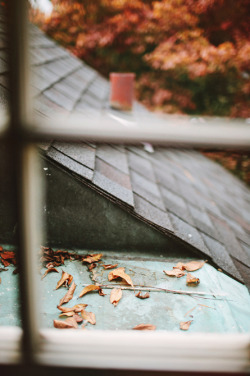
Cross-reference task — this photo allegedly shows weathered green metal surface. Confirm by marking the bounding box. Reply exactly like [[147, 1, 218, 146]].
[[1, 248, 250, 332]]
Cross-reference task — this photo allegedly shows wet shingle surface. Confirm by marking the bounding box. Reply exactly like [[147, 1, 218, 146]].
[[0, 18, 250, 287]]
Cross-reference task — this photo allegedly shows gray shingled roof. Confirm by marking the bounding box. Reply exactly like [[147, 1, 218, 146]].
[[1, 19, 250, 287]]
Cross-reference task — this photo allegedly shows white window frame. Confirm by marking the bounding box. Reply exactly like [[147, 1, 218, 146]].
[[0, 1, 250, 373]]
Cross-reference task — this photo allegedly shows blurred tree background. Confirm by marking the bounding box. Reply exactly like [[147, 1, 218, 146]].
[[30, 0, 250, 184]]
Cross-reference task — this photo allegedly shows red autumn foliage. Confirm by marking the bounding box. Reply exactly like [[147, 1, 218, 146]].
[[30, 0, 250, 118]]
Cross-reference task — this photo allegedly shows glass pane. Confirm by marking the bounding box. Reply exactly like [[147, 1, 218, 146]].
[[0, 142, 20, 327], [38, 140, 250, 333]]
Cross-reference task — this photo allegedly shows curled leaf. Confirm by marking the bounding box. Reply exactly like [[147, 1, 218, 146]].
[[183, 261, 205, 272], [1, 259, 10, 267], [78, 284, 104, 298], [163, 269, 186, 278], [108, 267, 134, 288], [180, 320, 192, 331], [56, 270, 73, 289], [59, 311, 75, 318], [1, 251, 15, 259], [110, 288, 122, 306], [102, 264, 118, 270], [81, 310, 96, 325], [173, 262, 186, 270], [88, 263, 97, 271], [135, 291, 150, 299], [59, 281, 76, 306], [82, 253, 102, 264], [41, 267, 59, 280], [65, 317, 78, 329], [73, 314, 83, 323], [186, 273, 200, 286], [133, 324, 156, 331], [53, 318, 77, 329], [57, 303, 88, 313]]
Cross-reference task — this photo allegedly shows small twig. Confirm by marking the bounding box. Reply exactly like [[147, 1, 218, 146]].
[[81, 283, 227, 298]]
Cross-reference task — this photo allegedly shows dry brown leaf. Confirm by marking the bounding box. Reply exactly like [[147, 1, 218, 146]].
[[110, 288, 122, 306], [186, 273, 200, 286], [41, 267, 59, 279], [88, 263, 97, 271], [73, 314, 83, 323], [0, 277, 1, 284], [180, 320, 192, 331], [65, 317, 78, 329], [133, 324, 156, 331], [102, 264, 118, 270], [108, 267, 134, 288], [163, 269, 186, 278], [82, 253, 102, 264], [55, 270, 73, 290], [1, 251, 15, 259], [1, 259, 10, 267], [173, 262, 186, 270], [57, 303, 88, 313], [135, 291, 150, 299], [81, 310, 96, 325], [98, 288, 106, 296], [184, 261, 205, 272], [59, 311, 75, 318], [78, 284, 103, 298], [59, 281, 76, 306], [53, 319, 77, 329]]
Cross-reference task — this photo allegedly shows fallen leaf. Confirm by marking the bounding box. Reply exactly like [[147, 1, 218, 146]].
[[1, 259, 10, 267], [180, 320, 192, 331], [59, 311, 75, 318], [55, 270, 73, 289], [41, 267, 59, 279], [82, 253, 102, 264], [186, 273, 200, 286], [110, 288, 122, 306], [0, 267, 8, 272], [98, 288, 106, 296], [65, 317, 78, 329], [57, 303, 88, 313], [78, 284, 103, 298], [53, 318, 77, 329], [0, 277, 1, 284], [81, 310, 96, 325], [88, 263, 96, 271], [46, 262, 56, 269], [173, 262, 186, 270], [102, 264, 118, 270], [163, 269, 186, 278], [59, 281, 76, 306], [133, 324, 156, 331], [1, 251, 15, 259], [183, 261, 205, 272], [108, 267, 134, 288], [73, 314, 83, 323], [135, 291, 150, 299]]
